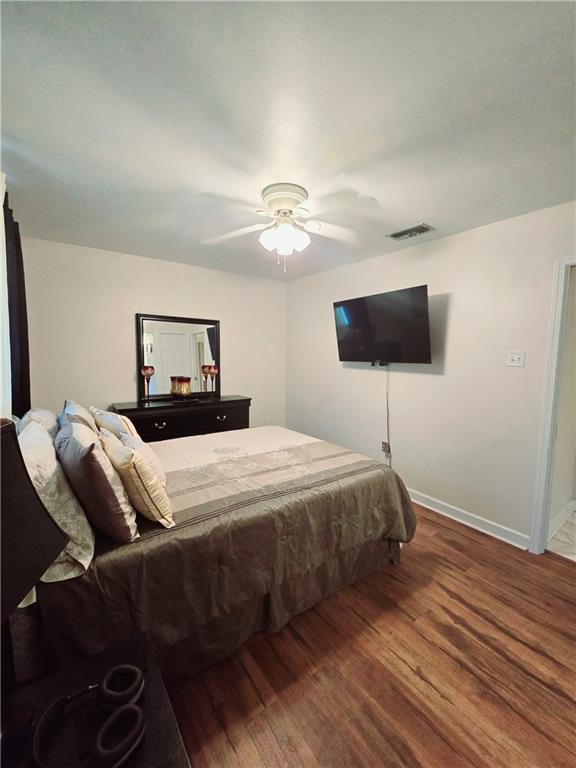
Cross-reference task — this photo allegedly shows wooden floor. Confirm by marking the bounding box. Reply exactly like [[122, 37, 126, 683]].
[[168, 505, 576, 768]]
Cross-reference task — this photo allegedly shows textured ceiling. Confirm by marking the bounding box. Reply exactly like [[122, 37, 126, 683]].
[[2, 1, 575, 280]]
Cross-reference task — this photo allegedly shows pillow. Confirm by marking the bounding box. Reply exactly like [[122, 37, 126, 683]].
[[100, 429, 174, 529], [59, 400, 98, 432], [118, 432, 167, 488], [89, 407, 140, 440], [55, 423, 138, 543], [18, 421, 95, 582], [18, 408, 59, 439], [89, 407, 166, 488]]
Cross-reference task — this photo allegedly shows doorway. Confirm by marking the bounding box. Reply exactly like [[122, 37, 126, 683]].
[[530, 257, 576, 554], [547, 265, 576, 560]]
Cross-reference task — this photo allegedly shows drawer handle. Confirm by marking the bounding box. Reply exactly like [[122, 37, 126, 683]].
[[216, 414, 227, 422], [154, 421, 167, 430]]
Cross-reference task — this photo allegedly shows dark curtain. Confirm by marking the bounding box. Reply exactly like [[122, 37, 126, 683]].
[[4, 194, 30, 417], [206, 326, 216, 360]]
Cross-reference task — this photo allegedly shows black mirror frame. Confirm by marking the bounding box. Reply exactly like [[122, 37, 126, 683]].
[[136, 313, 221, 402]]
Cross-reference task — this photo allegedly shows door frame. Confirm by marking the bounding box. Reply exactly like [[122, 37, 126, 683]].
[[530, 255, 576, 553]]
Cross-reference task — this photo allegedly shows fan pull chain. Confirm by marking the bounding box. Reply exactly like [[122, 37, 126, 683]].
[[284, 253, 287, 272]]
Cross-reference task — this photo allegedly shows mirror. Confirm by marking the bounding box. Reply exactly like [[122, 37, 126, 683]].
[[136, 314, 220, 401]]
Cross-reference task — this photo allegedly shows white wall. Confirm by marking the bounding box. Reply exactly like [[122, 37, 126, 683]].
[[549, 266, 576, 532], [23, 238, 287, 427], [286, 202, 575, 538]]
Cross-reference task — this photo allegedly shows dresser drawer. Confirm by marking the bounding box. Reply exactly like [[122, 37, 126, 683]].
[[130, 404, 250, 442], [184, 406, 249, 434]]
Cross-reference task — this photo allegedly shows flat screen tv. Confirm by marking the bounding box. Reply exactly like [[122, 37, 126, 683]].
[[333, 285, 431, 364]]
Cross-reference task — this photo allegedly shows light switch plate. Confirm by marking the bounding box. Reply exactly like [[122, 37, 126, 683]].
[[506, 350, 526, 367]]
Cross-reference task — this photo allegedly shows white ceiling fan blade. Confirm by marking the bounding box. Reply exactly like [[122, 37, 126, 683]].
[[303, 219, 358, 246], [203, 222, 268, 246], [308, 188, 383, 221], [198, 192, 260, 214]]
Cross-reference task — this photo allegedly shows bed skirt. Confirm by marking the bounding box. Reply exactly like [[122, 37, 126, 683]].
[[158, 537, 399, 679], [13, 538, 399, 683]]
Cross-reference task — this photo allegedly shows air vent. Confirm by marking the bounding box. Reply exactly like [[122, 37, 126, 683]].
[[387, 223, 436, 241]]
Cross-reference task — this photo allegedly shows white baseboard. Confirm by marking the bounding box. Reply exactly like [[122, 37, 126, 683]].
[[548, 498, 576, 541], [408, 489, 530, 550]]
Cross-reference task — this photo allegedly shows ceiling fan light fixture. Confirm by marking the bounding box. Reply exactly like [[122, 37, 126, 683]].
[[258, 221, 311, 258], [255, 184, 316, 270], [206, 181, 358, 273]]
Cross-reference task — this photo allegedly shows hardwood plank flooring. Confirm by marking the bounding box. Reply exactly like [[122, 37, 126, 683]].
[[168, 505, 576, 767]]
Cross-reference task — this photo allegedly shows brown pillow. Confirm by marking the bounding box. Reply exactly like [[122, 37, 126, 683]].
[[59, 400, 98, 432], [55, 423, 138, 543]]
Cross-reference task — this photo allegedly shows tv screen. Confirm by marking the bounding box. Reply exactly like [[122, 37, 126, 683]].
[[333, 285, 431, 364]]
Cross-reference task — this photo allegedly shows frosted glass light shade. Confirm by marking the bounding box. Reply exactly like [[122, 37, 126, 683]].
[[258, 222, 311, 257], [275, 223, 296, 256], [292, 228, 311, 253], [258, 227, 278, 252]]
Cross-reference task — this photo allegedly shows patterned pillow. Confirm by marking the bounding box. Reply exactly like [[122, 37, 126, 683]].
[[59, 400, 98, 432], [18, 408, 59, 439], [18, 421, 95, 582], [89, 407, 139, 440], [100, 429, 174, 529], [55, 423, 138, 543]]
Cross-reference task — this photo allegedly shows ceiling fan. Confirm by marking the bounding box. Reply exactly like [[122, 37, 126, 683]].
[[203, 182, 358, 272]]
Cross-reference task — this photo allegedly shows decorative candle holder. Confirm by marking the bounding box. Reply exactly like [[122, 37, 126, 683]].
[[208, 364, 219, 392], [170, 376, 192, 399], [201, 365, 211, 392], [140, 366, 155, 402]]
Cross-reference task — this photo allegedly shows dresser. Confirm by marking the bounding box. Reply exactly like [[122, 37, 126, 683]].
[[110, 396, 251, 442]]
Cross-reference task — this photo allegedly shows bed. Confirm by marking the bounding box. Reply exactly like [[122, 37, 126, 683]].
[[36, 426, 416, 678]]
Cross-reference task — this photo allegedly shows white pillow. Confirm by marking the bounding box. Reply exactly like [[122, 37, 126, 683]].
[[100, 429, 174, 529], [18, 421, 95, 582], [118, 432, 167, 488], [59, 400, 98, 432], [18, 408, 59, 439], [89, 407, 140, 440]]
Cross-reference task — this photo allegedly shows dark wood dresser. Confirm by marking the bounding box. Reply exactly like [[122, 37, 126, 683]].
[[110, 396, 251, 442]]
